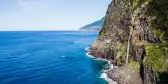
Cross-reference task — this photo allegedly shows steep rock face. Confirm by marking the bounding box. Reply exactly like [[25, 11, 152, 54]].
[[91, 0, 132, 65], [91, 0, 168, 84]]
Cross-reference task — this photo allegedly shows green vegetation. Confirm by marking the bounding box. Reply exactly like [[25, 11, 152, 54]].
[[99, 30, 105, 37], [144, 45, 168, 72], [150, 21, 167, 43], [147, 0, 168, 43], [121, 49, 127, 64], [155, 29, 167, 43], [156, 29, 162, 37], [116, 43, 127, 65], [130, 62, 140, 72], [148, 0, 168, 28], [131, 0, 151, 10]]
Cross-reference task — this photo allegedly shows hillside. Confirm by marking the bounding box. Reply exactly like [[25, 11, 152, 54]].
[[79, 17, 105, 31]]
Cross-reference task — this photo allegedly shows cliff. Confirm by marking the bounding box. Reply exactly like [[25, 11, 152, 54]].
[[91, 0, 168, 84], [79, 17, 105, 31]]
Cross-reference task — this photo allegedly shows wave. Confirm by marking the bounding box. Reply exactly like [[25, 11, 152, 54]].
[[100, 72, 111, 83], [100, 62, 114, 84], [100, 72, 117, 84], [84, 47, 91, 51], [85, 47, 95, 58], [85, 52, 95, 58], [85, 47, 115, 84]]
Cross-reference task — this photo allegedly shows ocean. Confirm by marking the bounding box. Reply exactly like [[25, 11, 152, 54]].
[[0, 31, 109, 84]]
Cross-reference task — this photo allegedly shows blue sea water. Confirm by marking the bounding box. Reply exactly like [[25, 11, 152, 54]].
[[0, 31, 108, 84]]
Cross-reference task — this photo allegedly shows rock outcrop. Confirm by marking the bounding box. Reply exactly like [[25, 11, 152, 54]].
[[91, 0, 168, 84]]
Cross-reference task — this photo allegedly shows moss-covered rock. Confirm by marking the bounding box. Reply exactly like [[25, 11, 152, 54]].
[[144, 45, 168, 72], [147, 0, 168, 43], [130, 62, 140, 72], [99, 30, 104, 37]]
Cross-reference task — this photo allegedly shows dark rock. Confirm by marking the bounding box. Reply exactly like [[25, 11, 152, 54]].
[[108, 64, 142, 84]]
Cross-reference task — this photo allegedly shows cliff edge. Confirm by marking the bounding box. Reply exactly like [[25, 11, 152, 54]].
[[91, 0, 168, 84]]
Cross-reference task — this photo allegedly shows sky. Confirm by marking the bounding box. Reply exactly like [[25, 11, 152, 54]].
[[0, 0, 111, 30]]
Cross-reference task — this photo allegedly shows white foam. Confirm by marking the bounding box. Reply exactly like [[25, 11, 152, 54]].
[[85, 52, 95, 58], [93, 58, 113, 69], [85, 47, 95, 58], [100, 72, 117, 84], [110, 64, 113, 69], [107, 61, 113, 69], [84, 47, 116, 84], [100, 72, 107, 79], [100, 72, 110, 82], [85, 47, 90, 51]]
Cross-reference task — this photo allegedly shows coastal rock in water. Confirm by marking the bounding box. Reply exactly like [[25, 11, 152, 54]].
[[91, 0, 168, 84]]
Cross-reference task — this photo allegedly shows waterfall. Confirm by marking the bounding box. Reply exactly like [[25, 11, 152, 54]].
[[126, 28, 132, 64]]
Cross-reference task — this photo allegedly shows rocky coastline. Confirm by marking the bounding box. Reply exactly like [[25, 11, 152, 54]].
[[85, 47, 117, 84], [89, 47, 142, 84], [90, 0, 168, 84]]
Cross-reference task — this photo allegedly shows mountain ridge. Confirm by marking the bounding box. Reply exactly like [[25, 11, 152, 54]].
[[79, 17, 105, 31]]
